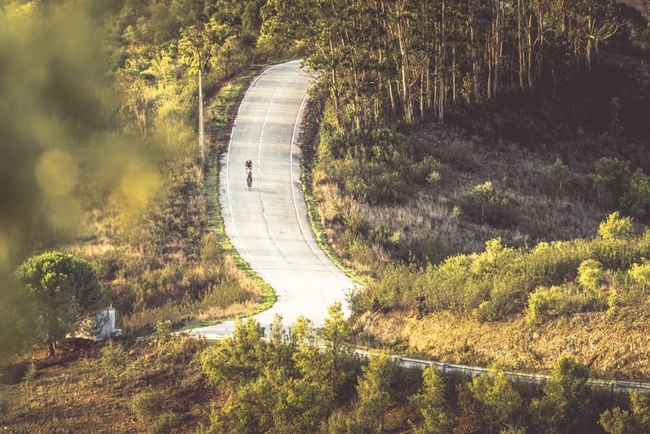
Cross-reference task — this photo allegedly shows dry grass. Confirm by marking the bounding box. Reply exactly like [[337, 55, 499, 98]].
[[193, 300, 260, 322], [357, 306, 650, 382], [314, 126, 606, 268], [1, 336, 213, 433], [122, 302, 190, 333], [66, 242, 114, 263]]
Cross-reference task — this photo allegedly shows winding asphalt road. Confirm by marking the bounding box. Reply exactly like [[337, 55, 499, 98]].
[[184, 60, 650, 396], [191, 60, 355, 339]]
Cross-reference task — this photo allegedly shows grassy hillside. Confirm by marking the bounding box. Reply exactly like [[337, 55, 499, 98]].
[[306, 37, 650, 381], [1, 314, 636, 434], [1, 334, 211, 433]]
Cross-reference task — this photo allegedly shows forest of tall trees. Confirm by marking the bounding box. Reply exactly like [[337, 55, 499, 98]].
[[263, 0, 643, 130]]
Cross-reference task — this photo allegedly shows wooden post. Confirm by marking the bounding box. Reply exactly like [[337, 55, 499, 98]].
[[199, 67, 204, 164]]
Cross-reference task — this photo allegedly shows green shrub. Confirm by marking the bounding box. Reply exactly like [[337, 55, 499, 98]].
[[530, 356, 592, 433], [152, 413, 178, 434], [472, 279, 528, 322], [526, 285, 604, 323], [527, 286, 578, 323], [607, 291, 620, 318], [340, 158, 408, 204], [412, 155, 443, 185], [457, 181, 511, 226], [100, 340, 127, 380], [318, 128, 441, 204], [348, 263, 415, 313], [426, 170, 442, 187], [588, 157, 630, 206], [593, 157, 630, 185], [598, 212, 634, 241], [600, 392, 650, 434], [621, 169, 650, 219], [469, 370, 522, 432], [131, 389, 165, 420], [549, 158, 573, 195], [327, 409, 365, 433], [428, 137, 479, 172], [629, 259, 650, 293], [577, 259, 604, 292]]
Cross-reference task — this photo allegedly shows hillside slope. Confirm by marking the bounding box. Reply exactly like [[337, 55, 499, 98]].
[[358, 308, 650, 382]]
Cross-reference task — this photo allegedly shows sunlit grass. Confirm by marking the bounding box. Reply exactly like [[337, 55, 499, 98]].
[[1, 334, 211, 432]]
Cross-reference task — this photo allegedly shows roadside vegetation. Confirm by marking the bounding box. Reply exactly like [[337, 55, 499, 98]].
[[3, 308, 648, 434], [292, 0, 650, 382]]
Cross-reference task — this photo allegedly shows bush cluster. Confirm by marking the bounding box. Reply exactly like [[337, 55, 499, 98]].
[[558, 157, 650, 220], [350, 213, 650, 322], [457, 181, 512, 226], [317, 128, 442, 205], [200, 312, 642, 433]]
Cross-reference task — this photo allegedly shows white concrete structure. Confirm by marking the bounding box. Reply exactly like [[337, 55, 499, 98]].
[[96, 306, 121, 340]]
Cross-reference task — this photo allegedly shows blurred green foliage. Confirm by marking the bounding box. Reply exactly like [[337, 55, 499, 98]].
[[1, 0, 277, 354]]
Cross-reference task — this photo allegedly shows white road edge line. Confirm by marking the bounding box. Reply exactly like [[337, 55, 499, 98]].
[[289, 93, 351, 283]]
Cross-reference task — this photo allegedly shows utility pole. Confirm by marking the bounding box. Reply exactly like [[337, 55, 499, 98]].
[[199, 67, 204, 164], [179, 24, 210, 164]]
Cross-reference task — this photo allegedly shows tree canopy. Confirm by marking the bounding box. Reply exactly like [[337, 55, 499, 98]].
[[14, 251, 107, 356], [262, 0, 639, 130]]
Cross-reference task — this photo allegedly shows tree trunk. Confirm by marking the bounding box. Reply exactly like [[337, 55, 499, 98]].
[[537, 0, 544, 85], [438, 0, 446, 124], [328, 34, 344, 129], [467, 4, 475, 102], [527, 8, 534, 88], [517, 0, 525, 89], [395, 2, 413, 122], [585, 0, 594, 74], [452, 44, 457, 103]]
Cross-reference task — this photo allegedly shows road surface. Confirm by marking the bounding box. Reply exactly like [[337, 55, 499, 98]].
[[185, 61, 650, 395], [191, 60, 355, 339]]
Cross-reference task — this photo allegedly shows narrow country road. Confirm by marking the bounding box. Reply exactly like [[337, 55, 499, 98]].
[[185, 61, 650, 396], [191, 60, 355, 339]]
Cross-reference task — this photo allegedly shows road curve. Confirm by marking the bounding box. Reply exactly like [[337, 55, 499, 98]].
[[191, 60, 355, 339], [184, 61, 650, 396]]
